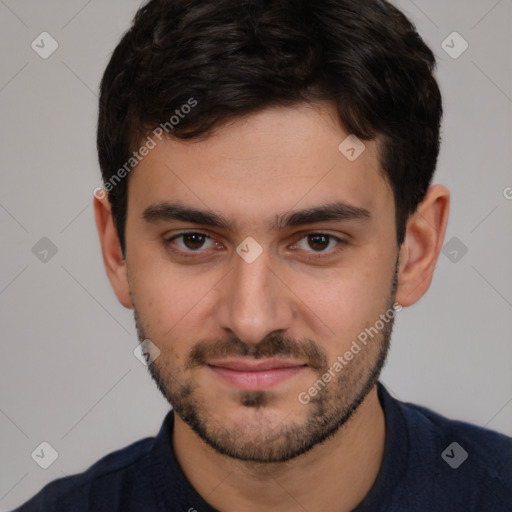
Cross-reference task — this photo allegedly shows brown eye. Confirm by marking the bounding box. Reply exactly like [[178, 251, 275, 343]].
[[165, 231, 217, 254], [291, 232, 348, 261], [182, 233, 207, 250], [307, 234, 330, 251], [295, 233, 341, 253]]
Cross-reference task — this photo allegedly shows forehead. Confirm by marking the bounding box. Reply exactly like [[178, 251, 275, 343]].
[[127, 102, 393, 227]]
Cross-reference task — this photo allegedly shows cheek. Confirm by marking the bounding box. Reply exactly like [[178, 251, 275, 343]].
[[290, 255, 394, 348], [129, 258, 222, 338]]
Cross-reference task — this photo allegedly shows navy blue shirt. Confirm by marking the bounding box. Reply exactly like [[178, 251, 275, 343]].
[[12, 382, 512, 511]]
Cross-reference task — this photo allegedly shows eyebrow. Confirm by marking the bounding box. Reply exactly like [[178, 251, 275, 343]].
[[141, 201, 371, 231]]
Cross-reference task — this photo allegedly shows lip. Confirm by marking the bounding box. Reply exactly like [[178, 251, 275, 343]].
[[208, 358, 307, 390], [208, 358, 306, 371]]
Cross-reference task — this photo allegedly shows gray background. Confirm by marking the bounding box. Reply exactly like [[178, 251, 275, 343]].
[[1, 0, 511, 509]]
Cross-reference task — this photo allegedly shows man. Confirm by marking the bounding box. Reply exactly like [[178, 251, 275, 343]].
[[14, 0, 512, 510]]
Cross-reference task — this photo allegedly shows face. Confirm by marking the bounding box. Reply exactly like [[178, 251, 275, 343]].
[[124, 102, 400, 463]]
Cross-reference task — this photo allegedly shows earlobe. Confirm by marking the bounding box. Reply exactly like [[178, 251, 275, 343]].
[[395, 184, 450, 307], [93, 193, 133, 310]]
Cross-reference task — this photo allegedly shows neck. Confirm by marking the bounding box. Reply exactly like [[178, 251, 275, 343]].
[[172, 384, 386, 512]]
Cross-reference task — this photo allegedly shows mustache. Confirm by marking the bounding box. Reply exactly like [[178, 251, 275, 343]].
[[186, 332, 328, 372]]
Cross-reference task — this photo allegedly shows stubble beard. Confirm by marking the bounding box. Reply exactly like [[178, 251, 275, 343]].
[[131, 263, 398, 463]]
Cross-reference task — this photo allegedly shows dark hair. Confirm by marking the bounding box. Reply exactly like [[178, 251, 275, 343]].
[[97, 0, 442, 256]]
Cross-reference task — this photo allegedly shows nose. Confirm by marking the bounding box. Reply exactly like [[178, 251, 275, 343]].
[[215, 248, 295, 345]]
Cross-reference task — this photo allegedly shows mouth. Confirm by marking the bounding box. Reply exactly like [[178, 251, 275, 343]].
[[207, 358, 308, 390]]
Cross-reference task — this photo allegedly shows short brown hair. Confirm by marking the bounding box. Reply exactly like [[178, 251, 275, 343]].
[[97, 0, 442, 255]]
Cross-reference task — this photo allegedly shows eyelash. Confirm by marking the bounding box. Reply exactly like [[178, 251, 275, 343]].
[[163, 230, 348, 261]]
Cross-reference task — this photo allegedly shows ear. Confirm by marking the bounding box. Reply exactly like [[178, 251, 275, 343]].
[[395, 184, 450, 307], [94, 192, 133, 309]]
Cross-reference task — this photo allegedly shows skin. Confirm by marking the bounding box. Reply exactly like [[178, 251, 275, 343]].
[[95, 101, 450, 512]]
